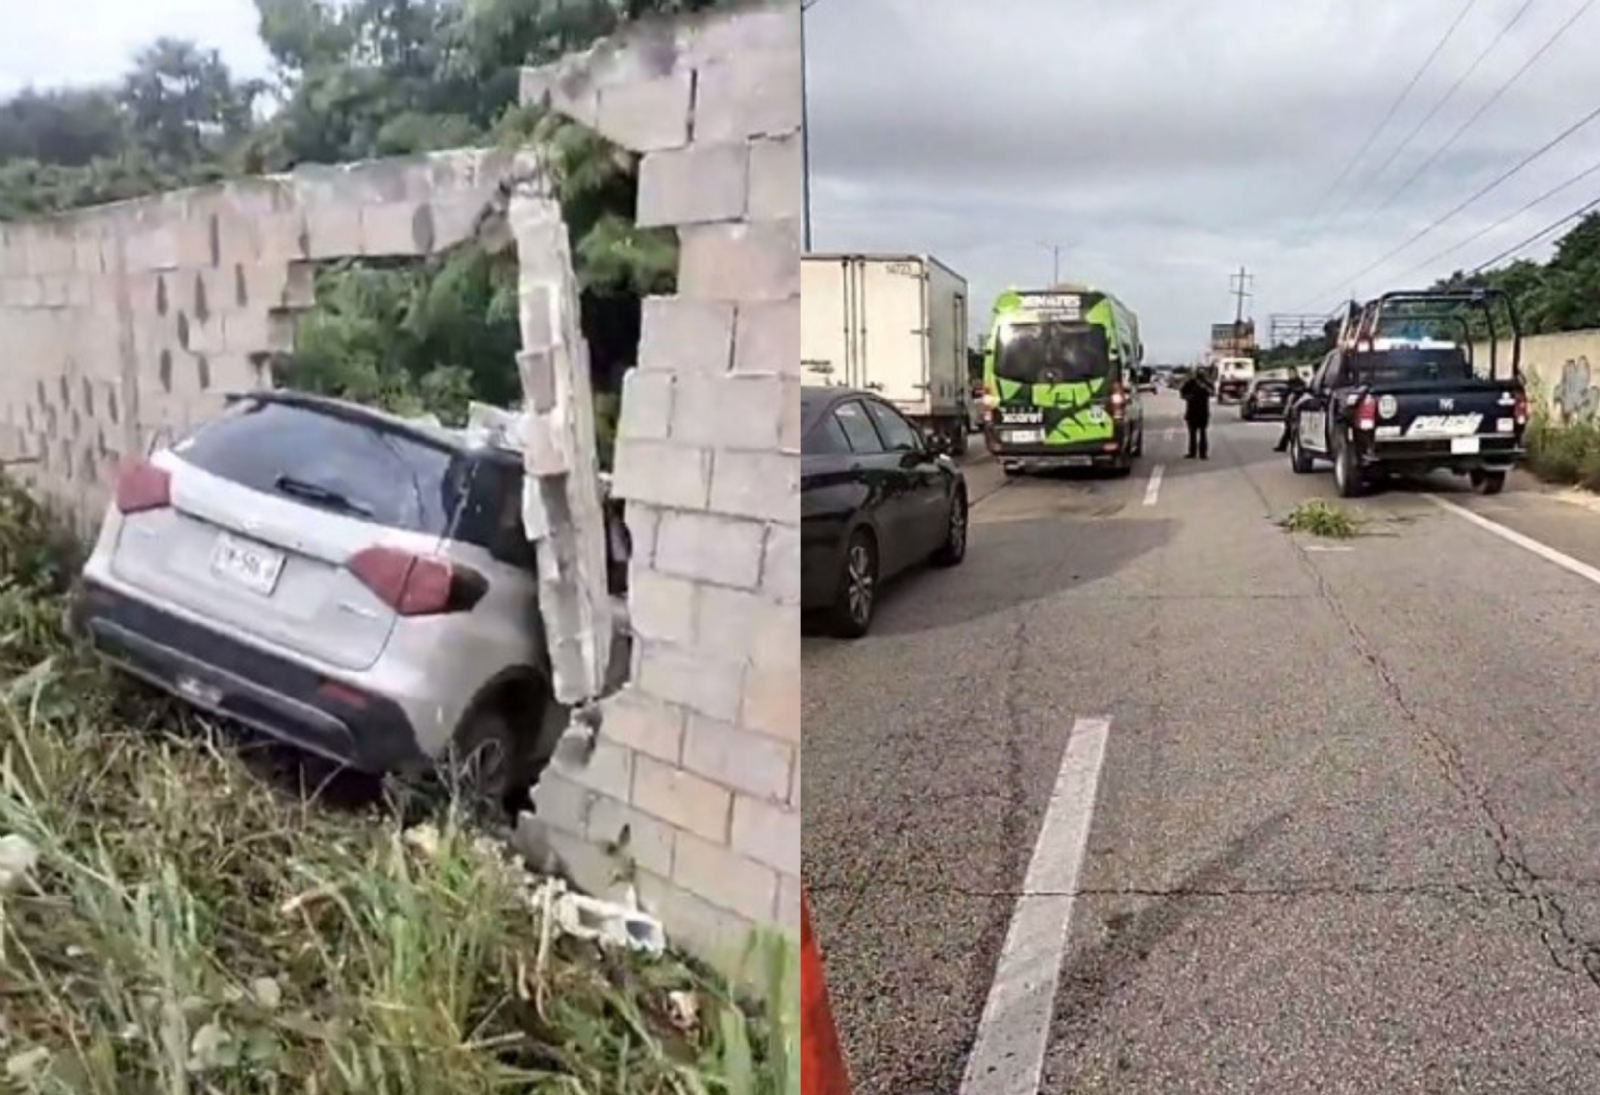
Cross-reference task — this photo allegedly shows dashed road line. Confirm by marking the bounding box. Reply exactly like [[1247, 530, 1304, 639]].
[[959, 715, 1112, 1095], [1143, 463, 1164, 506]]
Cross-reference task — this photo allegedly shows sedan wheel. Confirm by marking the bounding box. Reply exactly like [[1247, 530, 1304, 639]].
[[932, 489, 968, 567], [830, 530, 879, 639]]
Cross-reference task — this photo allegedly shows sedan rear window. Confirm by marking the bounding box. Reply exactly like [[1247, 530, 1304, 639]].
[[176, 398, 469, 535]]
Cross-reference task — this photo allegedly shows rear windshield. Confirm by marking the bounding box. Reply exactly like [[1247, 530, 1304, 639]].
[[1257, 381, 1289, 393], [1349, 347, 1473, 385], [177, 398, 476, 536], [994, 323, 1110, 383]]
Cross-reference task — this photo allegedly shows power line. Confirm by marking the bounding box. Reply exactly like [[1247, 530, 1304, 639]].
[[1358, 0, 1597, 231], [1391, 154, 1600, 283], [1300, 0, 1479, 237], [1303, 97, 1600, 310], [1467, 192, 1600, 272], [1328, 0, 1533, 231]]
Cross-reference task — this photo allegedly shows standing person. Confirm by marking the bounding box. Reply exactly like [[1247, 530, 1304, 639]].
[[1273, 374, 1309, 453], [1179, 369, 1214, 459]]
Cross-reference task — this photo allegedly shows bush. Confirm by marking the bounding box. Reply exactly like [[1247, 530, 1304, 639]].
[[1525, 413, 1600, 490], [0, 474, 797, 1095]]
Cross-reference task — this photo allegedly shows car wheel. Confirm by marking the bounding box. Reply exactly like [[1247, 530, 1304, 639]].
[[1333, 435, 1365, 498], [830, 529, 879, 639], [450, 705, 537, 819], [1477, 469, 1507, 496], [931, 487, 968, 567], [1289, 430, 1314, 474]]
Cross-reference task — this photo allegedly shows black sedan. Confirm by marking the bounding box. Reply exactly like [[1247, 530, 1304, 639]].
[[801, 386, 969, 638], [1241, 377, 1297, 420]]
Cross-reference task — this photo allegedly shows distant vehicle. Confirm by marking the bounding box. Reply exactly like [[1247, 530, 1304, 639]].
[[1214, 356, 1256, 404], [801, 253, 972, 457], [1285, 289, 1529, 497], [980, 284, 1147, 477], [1135, 366, 1160, 394], [1240, 375, 1298, 420], [801, 386, 968, 638], [71, 389, 582, 814]]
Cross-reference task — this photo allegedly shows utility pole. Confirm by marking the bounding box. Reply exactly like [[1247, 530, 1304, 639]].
[[1037, 241, 1064, 285], [1230, 265, 1253, 328], [800, 0, 815, 250]]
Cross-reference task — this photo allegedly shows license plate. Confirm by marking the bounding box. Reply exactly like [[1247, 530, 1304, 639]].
[[211, 532, 286, 596], [1007, 429, 1044, 444], [1060, 455, 1092, 467], [1451, 437, 1481, 454]]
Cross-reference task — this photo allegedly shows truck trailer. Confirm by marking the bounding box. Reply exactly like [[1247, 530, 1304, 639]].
[[801, 253, 972, 455]]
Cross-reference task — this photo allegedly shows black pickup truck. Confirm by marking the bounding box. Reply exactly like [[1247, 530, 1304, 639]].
[[1285, 289, 1529, 497]]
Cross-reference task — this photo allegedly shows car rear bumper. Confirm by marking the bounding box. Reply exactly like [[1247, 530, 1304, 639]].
[[991, 435, 1132, 470], [70, 578, 428, 773], [1361, 436, 1523, 468]]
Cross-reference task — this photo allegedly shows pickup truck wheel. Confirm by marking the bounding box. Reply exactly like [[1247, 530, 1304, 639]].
[[1333, 436, 1366, 498], [1289, 430, 1314, 474], [1477, 470, 1507, 496]]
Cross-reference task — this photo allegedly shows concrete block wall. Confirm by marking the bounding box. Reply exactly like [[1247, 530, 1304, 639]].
[[1470, 329, 1600, 422], [0, 149, 519, 529], [520, 0, 802, 967]]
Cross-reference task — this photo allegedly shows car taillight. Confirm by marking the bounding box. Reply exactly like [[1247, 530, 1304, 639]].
[[1513, 390, 1528, 426], [981, 385, 1000, 409], [1355, 394, 1377, 430], [114, 458, 171, 514], [1109, 383, 1127, 418], [347, 545, 488, 616]]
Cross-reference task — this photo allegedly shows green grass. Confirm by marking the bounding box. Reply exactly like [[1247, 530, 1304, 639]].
[[1280, 499, 1362, 539], [0, 475, 797, 1095], [1524, 412, 1600, 491]]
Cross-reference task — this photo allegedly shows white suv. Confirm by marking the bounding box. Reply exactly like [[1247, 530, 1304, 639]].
[[71, 390, 561, 811]]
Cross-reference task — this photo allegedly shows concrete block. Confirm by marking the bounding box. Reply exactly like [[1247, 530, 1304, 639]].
[[730, 793, 799, 876], [617, 368, 673, 440], [221, 311, 295, 355], [553, 736, 635, 802], [632, 754, 733, 843], [602, 689, 686, 765], [518, 64, 602, 127], [741, 665, 799, 743], [528, 769, 594, 836], [694, 50, 803, 143], [625, 568, 698, 646], [760, 522, 799, 604], [788, 750, 800, 809], [695, 583, 777, 665], [636, 143, 749, 228], [708, 449, 797, 522], [776, 870, 800, 934], [750, 597, 799, 672], [778, 375, 802, 451], [258, 212, 310, 264], [595, 71, 694, 152], [682, 714, 793, 802], [638, 297, 734, 374], [655, 510, 766, 588], [636, 639, 744, 722], [612, 438, 711, 510], [684, 3, 800, 66], [733, 297, 800, 377], [673, 374, 786, 450], [303, 207, 362, 259], [360, 201, 436, 256], [674, 831, 779, 922], [678, 222, 800, 302], [633, 871, 760, 983], [747, 133, 802, 222], [586, 794, 676, 879]]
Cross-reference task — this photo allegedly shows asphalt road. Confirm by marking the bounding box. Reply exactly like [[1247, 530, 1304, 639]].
[[803, 392, 1600, 1095]]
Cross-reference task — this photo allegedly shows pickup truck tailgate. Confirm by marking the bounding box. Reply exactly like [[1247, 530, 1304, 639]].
[[1372, 387, 1522, 457]]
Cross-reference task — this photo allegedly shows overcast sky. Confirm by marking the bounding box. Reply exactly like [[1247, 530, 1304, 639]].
[[0, 0, 270, 97], [806, 0, 1600, 359]]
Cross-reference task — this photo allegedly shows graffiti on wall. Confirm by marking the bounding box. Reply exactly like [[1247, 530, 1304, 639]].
[[1554, 356, 1600, 424]]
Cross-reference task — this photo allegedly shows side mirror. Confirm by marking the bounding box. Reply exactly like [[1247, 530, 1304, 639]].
[[899, 446, 932, 467]]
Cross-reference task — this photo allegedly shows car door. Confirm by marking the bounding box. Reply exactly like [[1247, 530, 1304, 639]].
[[1297, 353, 1337, 455], [863, 397, 947, 560], [831, 398, 918, 575], [801, 403, 871, 609]]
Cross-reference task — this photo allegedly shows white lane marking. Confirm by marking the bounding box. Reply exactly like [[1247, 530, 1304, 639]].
[[1303, 544, 1354, 553], [959, 716, 1112, 1095], [1428, 494, 1600, 586], [1143, 463, 1164, 506]]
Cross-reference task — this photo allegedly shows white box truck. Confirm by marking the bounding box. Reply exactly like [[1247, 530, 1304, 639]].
[[801, 253, 971, 455]]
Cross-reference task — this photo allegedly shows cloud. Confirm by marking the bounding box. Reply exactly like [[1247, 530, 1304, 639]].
[[0, 0, 271, 97], [805, 0, 1600, 358]]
